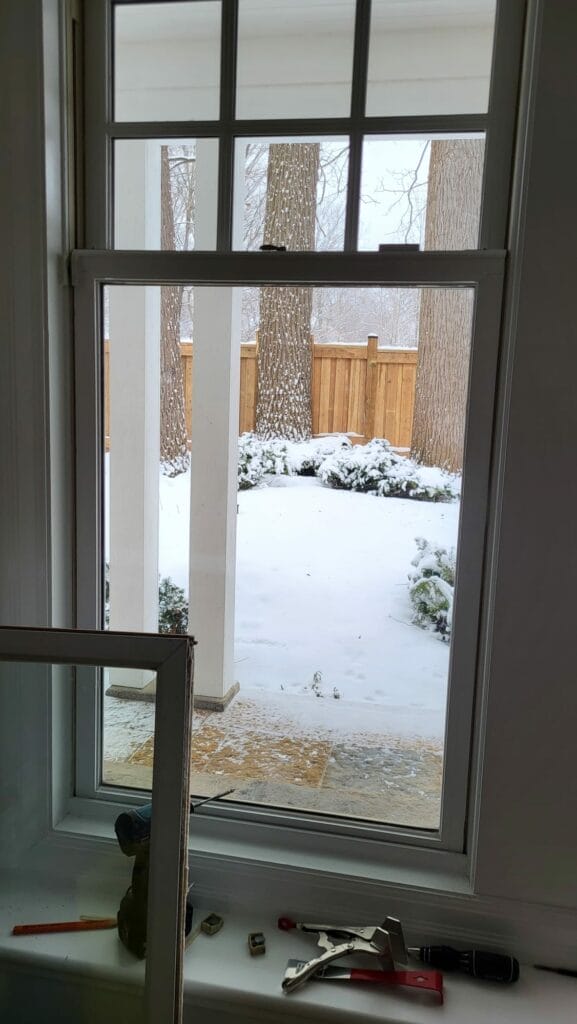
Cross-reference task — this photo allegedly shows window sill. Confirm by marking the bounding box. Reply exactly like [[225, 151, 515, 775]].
[[0, 864, 575, 1024], [18, 809, 577, 975]]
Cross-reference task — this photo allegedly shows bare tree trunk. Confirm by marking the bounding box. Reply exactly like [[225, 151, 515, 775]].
[[160, 146, 189, 476], [256, 143, 319, 440], [411, 139, 484, 471]]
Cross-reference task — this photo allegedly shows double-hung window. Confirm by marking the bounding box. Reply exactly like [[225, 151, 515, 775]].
[[72, 0, 526, 863]]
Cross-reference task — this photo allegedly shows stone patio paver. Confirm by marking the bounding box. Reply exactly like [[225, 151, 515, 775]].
[[104, 694, 442, 828]]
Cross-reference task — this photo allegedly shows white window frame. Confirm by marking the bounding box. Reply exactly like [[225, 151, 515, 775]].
[[72, 0, 525, 854], [72, 248, 504, 860], [3, 0, 577, 973]]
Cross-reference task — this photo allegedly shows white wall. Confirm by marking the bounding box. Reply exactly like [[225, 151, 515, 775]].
[[473, 0, 577, 908]]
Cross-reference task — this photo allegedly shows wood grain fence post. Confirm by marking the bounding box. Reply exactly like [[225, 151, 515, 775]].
[[365, 333, 378, 441]]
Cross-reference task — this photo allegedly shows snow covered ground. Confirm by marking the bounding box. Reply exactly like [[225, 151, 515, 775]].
[[155, 470, 459, 742]]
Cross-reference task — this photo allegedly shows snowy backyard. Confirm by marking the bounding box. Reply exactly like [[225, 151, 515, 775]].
[[105, 440, 459, 765], [165, 473, 457, 739]]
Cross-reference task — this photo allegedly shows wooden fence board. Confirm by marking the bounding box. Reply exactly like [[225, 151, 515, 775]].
[[318, 356, 333, 434], [312, 352, 322, 435], [239, 344, 256, 434], [376, 348, 418, 365], [105, 338, 418, 451], [400, 363, 416, 448], [316, 344, 371, 360], [385, 363, 403, 442], [333, 356, 349, 433], [349, 358, 366, 435], [182, 342, 193, 440]]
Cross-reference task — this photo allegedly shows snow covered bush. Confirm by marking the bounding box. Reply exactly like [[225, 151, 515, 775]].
[[237, 433, 459, 502], [237, 432, 351, 488], [408, 537, 456, 639], [237, 433, 291, 489], [158, 576, 188, 634], [104, 565, 188, 633], [286, 434, 352, 475], [318, 439, 459, 502]]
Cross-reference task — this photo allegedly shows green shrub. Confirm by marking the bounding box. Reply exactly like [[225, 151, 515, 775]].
[[105, 565, 188, 634], [158, 576, 189, 634], [237, 433, 292, 489], [408, 537, 456, 638], [319, 439, 459, 502]]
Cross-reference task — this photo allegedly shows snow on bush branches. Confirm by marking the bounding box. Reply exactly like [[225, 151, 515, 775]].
[[319, 438, 459, 501], [408, 537, 456, 639], [238, 433, 460, 503], [237, 432, 352, 490]]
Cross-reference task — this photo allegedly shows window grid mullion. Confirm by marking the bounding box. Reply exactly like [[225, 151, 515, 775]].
[[344, 131, 363, 252], [350, 0, 371, 120], [344, 0, 371, 249], [216, 0, 238, 250], [105, 113, 489, 140], [479, 0, 528, 248], [84, 0, 113, 248]]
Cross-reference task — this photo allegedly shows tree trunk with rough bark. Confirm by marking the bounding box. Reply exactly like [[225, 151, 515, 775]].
[[411, 139, 484, 471], [160, 146, 189, 476], [256, 143, 319, 440]]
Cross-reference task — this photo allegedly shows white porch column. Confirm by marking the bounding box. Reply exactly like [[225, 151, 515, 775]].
[[188, 139, 240, 708], [107, 141, 161, 698]]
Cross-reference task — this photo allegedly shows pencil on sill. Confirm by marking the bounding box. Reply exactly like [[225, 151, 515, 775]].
[[12, 918, 117, 936]]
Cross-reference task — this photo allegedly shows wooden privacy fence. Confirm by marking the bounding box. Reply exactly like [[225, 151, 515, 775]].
[[105, 337, 417, 450]]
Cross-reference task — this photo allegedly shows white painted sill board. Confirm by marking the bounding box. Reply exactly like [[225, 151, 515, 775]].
[[0, 868, 575, 1023]]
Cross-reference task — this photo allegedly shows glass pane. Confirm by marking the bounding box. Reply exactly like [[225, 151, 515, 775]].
[[236, 0, 356, 119], [114, 139, 219, 250], [367, 0, 496, 116], [359, 135, 485, 250], [233, 138, 349, 251], [114, 1, 221, 121], [102, 282, 475, 832]]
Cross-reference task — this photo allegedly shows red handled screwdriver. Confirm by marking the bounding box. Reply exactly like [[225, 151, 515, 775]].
[[408, 945, 519, 983]]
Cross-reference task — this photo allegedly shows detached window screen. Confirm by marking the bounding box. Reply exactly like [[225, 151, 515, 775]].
[[76, 0, 517, 848]]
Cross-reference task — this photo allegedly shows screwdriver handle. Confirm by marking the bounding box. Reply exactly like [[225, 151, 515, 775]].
[[410, 946, 519, 983]]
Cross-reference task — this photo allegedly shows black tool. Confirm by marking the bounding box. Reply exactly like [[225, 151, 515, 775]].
[[408, 945, 519, 983], [114, 788, 234, 959]]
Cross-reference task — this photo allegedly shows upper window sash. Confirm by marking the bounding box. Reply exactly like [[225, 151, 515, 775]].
[[82, 0, 527, 251]]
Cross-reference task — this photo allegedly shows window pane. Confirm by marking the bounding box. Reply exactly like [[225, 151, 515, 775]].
[[114, 139, 219, 250], [102, 282, 475, 832], [114, 2, 221, 121], [236, 0, 356, 119], [233, 138, 349, 251], [366, 0, 497, 116], [359, 135, 485, 251]]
